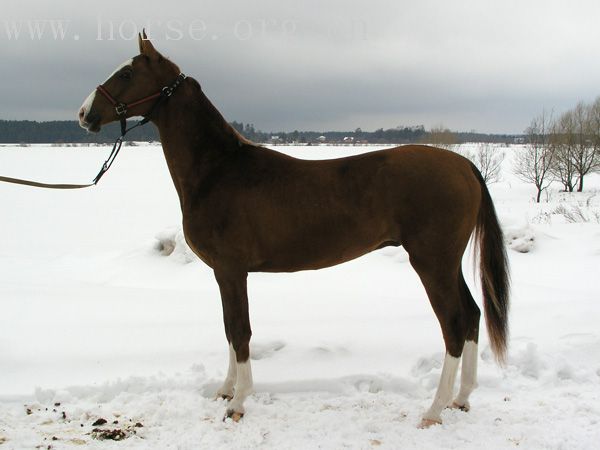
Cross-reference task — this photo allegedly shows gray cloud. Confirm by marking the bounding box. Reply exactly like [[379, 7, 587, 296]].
[[2, 0, 600, 133]]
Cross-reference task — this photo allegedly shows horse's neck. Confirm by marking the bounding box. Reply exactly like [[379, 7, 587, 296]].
[[154, 82, 246, 205]]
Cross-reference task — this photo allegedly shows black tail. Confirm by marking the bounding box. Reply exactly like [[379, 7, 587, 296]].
[[471, 164, 510, 364]]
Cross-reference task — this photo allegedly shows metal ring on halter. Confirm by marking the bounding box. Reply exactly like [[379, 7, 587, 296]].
[[0, 73, 188, 190], [115, 103, 128, 116]]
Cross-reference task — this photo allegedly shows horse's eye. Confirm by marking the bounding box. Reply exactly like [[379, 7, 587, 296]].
[[119, 70, 132, 81]]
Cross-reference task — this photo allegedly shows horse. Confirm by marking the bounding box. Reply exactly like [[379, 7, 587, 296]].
[[78, 32, 509, 428]]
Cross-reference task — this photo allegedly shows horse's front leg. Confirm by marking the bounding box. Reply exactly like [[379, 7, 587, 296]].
[[214, 268, 253, 422]]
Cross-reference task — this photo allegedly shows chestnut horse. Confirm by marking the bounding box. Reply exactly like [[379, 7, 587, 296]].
[[78, 34, 509, 428]]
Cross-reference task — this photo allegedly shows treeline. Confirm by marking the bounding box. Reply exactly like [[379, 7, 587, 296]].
[[0, 120, 159, 144], [515, 98, 600, 202], [0, 119, 520, 145], [230, 122, 428, 144], [230, 122, 518, 144]]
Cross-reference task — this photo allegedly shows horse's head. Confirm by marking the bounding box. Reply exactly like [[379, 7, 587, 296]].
[[78, 31, 181, 132]]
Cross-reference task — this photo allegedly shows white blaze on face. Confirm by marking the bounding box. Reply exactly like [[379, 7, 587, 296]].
[[79, 90, 97, 127], [79, 58, 134, 126], [102, 58, 134, 83]]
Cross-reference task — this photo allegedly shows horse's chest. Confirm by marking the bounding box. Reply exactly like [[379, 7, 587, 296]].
[[182, 218, 218, 268]]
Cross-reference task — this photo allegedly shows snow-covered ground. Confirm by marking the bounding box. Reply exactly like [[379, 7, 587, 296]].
[[1, 143, 599, 449]]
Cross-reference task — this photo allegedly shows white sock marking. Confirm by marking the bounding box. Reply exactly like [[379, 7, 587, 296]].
[[216, 344, 237, 398], [423, 352, 460, 422], [454, 340, 478, 407], [229, 358, 253, 415]]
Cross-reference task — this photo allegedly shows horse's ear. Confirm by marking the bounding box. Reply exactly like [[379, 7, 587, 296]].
[[138, 32, 144, 54], [138, 29, 162, 60]]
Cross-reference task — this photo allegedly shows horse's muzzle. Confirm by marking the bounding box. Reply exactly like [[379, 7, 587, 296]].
[[78, 109, 101, 132]]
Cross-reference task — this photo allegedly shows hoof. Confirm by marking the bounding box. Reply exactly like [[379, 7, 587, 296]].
[[224, 409, 244, 423], [215, 393, 233, 402], [418, 418, 442, 429], [449, 401, 470, 412]]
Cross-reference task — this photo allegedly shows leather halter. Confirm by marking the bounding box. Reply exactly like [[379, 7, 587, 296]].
[[90, 72, 187, 184], [0, 73, 187, 189], [96, 72, 187, 135]]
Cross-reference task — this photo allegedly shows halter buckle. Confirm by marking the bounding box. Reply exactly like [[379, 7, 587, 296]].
[[115, 103, 127, 116]]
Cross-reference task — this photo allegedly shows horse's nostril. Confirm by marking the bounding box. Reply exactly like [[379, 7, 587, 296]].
[[78, 107, 85, 121]]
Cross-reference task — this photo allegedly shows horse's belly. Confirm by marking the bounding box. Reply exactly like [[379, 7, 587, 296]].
[[250, 228, 394, 272]]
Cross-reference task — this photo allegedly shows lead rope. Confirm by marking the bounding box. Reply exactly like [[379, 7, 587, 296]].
[[0, 73, 186, 190], [91, 117, 148, 185]]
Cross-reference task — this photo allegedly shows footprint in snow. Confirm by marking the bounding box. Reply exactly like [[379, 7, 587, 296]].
[[251, 340, 286, 360], [410, 354, 443, 377]]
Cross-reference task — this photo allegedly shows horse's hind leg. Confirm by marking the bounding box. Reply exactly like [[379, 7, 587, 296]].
[[408, 254, 469, 428], [451, 273, 481, 412]]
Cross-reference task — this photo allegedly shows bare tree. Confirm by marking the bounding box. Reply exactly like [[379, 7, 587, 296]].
[[426, 124, 458, 150], [550, 110, 578, 192], [571, 101, 598, 192], [581, 97, 600, 189], [514, 111, 556, 203], [466, 143, 505, 184]]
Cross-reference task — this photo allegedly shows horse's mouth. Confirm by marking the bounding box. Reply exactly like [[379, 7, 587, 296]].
[[79, 118, 101, 133], [87, 121, 102, 133]]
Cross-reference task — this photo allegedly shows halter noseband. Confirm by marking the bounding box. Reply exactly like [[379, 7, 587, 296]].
[[95, 72, 187, 135], [0, 72, 188, 189], [88, 72, 187, 184]]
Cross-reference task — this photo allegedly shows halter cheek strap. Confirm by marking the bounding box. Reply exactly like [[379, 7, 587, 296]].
[[91, 73, 187, 184], [0, 73, 187, 189], [95, 73, 186, 135]]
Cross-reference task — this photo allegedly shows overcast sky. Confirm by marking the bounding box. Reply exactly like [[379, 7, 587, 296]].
[[2, 0, 600, 133]]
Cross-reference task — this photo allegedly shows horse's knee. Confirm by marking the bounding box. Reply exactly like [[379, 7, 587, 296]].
[[461, 296, 481, 342], [466, 305, 481, 342], [231, 329, 252, 362], [440, 313, 470, 357]]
